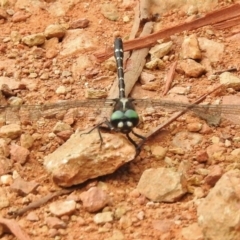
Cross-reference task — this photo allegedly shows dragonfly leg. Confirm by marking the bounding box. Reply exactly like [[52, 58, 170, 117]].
[[131, 129, 145, 141], [130, 130, 146, 157], [80, 118, 114, 147]]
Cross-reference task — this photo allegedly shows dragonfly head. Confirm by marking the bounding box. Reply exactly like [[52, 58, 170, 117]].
[[110, 109, 139, 133]]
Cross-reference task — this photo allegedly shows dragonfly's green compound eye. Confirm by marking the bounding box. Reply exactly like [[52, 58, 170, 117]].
[[110, 110, 139, 121], [124, 109, 139, 119], [111, 110, 124, 121]]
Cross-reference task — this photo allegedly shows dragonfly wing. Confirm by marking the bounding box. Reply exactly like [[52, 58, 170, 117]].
[[0, 99, 116, 124]]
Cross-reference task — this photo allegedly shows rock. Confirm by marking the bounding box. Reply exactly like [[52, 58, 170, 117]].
[[10, 144, 30, 164], [26, 212, 39, 222], [10, 176, 39, 195], [168, 86, 190, 95], [70, 18, 89, 29], [0, 157, 12, 176], [145, 58, 164, 70], [53, 122, 73, 140], [104, 57, 116, 72], [149, 41, 173, 59], [187, 5, 198, 15], [204, 165, 223, 187], [53, 122, 72, 134], [196, 150, 208, 163], [0, 9, 7, 20], [178, 59, 206, 77], [60, 30, 96, 57], [49, 200, 76, 217], [114, 206, 128, 220], [193, 187, 205, 198], [220, 72, 240, 90], [43, 37, 59, 58], [106, 229, 124, 240], [0, 124, 21, 139], [20, 134, 34, 149], [44, 24, 66, 39], [231, 148, 240, 156], [29, 72, 38, 78], [46, 217, 67, 229], [12, 11, 31, 22], [123, 15, 130, 22], [152, 219, 173, 233], [0, 187, 10, 209], [10, 31, 22, 44], [206, 144, 226, 162], [151, 146, 167, 160], [55, 86, 66, 95], [145, 0, 218, 14], [0, 138, 10, 157], [137, 211, 145, 220], [44, 130, 135, 187], [84, 68, 99, 78], [40, 72, 49, 80], [172, 131, 203, 151], [187, 123, 202, 132], [119, 215, 132, 229], [141, 81, 160, 91], [72, 54, 92, 79], [198, 37, 224, 63], [137, 168, 187, 202], [169, 147, 185, 155], [22, 33, 45, 47], [1, 84, 15, 97], [80, 187, 109, 213], [101, 3, 119, 21], [181, 223, 203, 240], [40, 0, 72, 16], [0, 174, 13, 185], [0, 76, 25, 90], [139, 72, 156, 84], [93, 212, 113, 224], [181, 34, 202, 60], [198, 170, 240, 240], [85, 89, 108, 99]]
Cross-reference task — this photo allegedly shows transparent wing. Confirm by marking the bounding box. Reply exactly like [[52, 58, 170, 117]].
[[0, 99, 116, 124], [1, 98, 240, 126], [133, 99, 240, 125], [132, 99, 240, 114]]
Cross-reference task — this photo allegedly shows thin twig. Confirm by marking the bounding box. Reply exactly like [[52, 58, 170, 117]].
[[95, 4, 240, 61], [162, 61, 177, 96], [143, 84, 223, 142], [0, 218, 31, 240], [139, 0, 151, 21], [214, 67, 237, 75], [9, 187, 78, 217]]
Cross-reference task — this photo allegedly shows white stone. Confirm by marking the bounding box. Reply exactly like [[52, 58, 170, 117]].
[[137, 168, 187, 202], [49, 200, 76, 217], [220, 72, 240, 90], [198, 170, 240, 239], [93, 211, 113, 224], [0, 175, 13, 185], [55, 86, 66, 95], [149, 41, 173, 59]]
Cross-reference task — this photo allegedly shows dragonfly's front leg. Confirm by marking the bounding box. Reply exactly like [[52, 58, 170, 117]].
[[80, 117, 113, 147]]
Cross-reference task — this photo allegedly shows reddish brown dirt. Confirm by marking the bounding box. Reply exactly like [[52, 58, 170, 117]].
[[1, 0, 240, 239]]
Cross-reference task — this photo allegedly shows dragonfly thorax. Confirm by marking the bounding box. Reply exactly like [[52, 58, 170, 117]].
[[110, 98, 139, 133]]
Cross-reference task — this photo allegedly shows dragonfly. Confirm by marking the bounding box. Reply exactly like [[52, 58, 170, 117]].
[[0, 38, 240, 151]]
